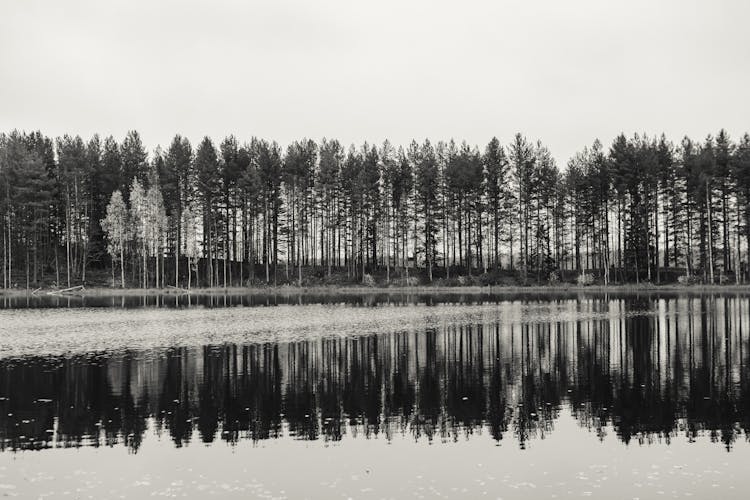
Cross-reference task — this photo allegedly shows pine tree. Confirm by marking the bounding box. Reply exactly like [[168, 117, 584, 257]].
[[509, 134, 535, 280], [483, 137, 509, 270], [283, 139, 317, 284], [734, 134, 750, 282], [238, 142, 260, 283], [120, 131, 148, 197], [163, 135, 193, 287], [415, 140, 439, 281], [220, 136, 243, 287], [255, 140, 282, 284], [318, 138, 343, 276], [361, 143, 380, 276], [195, 137, 220, 287]]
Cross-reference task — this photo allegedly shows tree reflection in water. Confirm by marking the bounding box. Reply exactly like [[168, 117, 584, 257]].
[[1, 295, 749, 453]]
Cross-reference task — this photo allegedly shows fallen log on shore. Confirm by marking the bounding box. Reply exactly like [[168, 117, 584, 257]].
[[46, 285, 85, 295]]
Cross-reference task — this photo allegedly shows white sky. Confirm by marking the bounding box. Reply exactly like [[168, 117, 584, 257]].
[[1, 0, 749, 166]]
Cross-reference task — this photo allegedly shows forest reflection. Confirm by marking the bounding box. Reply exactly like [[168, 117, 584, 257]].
[[2, 295, 749, 453]]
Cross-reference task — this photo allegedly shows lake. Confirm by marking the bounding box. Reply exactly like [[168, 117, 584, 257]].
[[1, 291, 749, 499]]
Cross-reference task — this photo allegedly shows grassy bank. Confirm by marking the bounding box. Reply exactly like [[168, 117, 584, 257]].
[[4, 265, 748, 298], [1, 282, 749, 298]]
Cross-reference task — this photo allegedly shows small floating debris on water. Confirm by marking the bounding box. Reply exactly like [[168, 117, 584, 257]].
[[35, 398, 52, 403], [462, 397, 469, 401]]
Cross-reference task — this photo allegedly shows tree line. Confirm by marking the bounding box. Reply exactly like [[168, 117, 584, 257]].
[[1, 129, 749, 289]]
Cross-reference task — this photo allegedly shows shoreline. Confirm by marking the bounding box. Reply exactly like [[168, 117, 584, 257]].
[[1, 283, 749, 298]]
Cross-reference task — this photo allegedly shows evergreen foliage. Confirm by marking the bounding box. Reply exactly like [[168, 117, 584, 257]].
[[2, 129, 749, 288]]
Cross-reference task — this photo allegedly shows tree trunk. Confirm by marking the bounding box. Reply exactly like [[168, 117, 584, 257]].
[[119, 242, 125, 288], [707, 181, 715, 284], [176, 205, 181, 288], [66, 189, 71, 288]]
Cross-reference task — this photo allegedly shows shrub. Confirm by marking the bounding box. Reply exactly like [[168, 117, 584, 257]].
[[477, 271, 506, 286], [454, 275, 483, 286], [392, 276, 420, 287], [362, 274, 376, 287], [478, 273, 495, 286], [576, 273, 594, 286], [548, 271, 560, 285]]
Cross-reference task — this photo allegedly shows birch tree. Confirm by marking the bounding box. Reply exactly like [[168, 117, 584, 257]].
[[101, 190, 129, 288], [146, 184, 168, 288], [129, 179, 148, 288]]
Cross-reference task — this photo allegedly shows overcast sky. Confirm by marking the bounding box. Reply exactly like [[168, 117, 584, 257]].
[[1, 0, 749, 166]]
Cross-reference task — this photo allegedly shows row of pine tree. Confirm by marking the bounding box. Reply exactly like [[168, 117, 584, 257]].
[[1, 129, 749, 289]]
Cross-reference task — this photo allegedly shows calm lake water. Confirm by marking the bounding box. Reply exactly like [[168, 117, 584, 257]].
[[1, 292, 750, 499]]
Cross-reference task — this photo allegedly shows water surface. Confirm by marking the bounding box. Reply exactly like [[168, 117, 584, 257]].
[[1, 292, 749, 498]]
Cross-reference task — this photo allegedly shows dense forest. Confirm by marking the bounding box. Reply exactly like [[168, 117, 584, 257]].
[[1, 129, 749, 289]]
